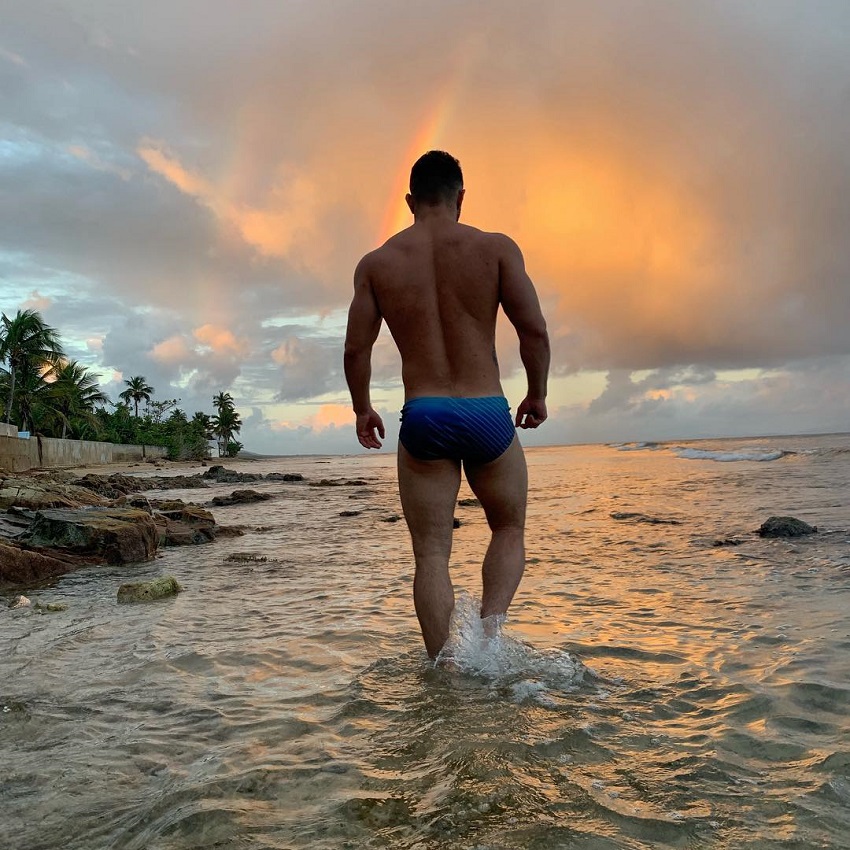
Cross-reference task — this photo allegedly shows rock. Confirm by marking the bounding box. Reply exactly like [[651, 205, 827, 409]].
[[33, 601, 67, 613], [225, 552, 268, 563], [310, 478, 368, 487], [458, 498, 480, 507], [24, 507, 159, 565], [265, 472, 305, 482], [74, 473, 148, 499], [215, 525, 245, 538], [152, 502, 216, 546], [339, 510, 361, 517], [713, 537, 745, 547], [211, 489, 271, 507], [113, 494, 153, 513], [453, 517, 461, 529], [202, 465, 263, 484], [382, 515, 402, 523], [160, 503, 214, 522], [610, 512, 683, 525], [117, 576, 181, 603], [0, 540, 79, 586], [757, 516, 818, 538], [8, 595, 31, 609]]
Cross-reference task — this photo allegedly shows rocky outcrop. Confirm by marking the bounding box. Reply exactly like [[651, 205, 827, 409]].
[[202, 465, 263, 484], [0, 476, 108, 510], [74, 472, 208, 497], [757, 516, 818, 538], [24, 507, 159, 565]]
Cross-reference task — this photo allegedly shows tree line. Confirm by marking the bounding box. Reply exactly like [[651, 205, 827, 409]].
[[0, 309, 243, 460]]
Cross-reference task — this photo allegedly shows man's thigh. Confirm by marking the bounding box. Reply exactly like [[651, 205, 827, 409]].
[[397, 444, 462, 557], [463, 436, 528, 530]]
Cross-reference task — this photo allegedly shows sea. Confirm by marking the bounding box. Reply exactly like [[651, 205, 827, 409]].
[[2, 432, 850, 850]]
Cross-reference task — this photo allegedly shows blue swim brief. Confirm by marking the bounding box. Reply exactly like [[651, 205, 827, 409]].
[[399, 396, 516, 463]]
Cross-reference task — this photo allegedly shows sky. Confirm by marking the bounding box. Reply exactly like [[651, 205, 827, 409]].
[[1, 0, 849, 454]]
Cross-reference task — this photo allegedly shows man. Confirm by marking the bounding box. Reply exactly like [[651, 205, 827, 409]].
[[344, 150, 549, 659]]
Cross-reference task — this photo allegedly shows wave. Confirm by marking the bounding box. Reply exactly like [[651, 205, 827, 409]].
[[673, 447, 789, 462], [611, 441, 661, 451]]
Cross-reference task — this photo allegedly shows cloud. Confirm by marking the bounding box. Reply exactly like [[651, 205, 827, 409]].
[[2, 1, 850, 451]]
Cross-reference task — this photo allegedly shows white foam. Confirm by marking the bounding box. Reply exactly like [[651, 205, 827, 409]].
[[435, 592, 585, 694]]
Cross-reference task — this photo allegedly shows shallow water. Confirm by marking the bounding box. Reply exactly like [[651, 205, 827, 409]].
[[2, 434, 850, 849]]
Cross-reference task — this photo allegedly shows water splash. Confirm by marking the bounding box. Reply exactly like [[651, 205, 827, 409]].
[[435, 592, 586, 696]]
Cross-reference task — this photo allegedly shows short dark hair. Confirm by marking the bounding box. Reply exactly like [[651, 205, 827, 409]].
[[409, 150, 463, 205]]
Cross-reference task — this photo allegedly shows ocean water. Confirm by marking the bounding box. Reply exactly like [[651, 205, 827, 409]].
[[2, 433, 850, 850]]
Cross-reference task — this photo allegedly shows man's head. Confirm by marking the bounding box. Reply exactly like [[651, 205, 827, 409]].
[[406, 150, 464, 218]]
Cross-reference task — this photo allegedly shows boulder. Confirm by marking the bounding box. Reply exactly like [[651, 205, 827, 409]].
[[211, 489, 271, 507], [757, 516, 818, 538], [24, 507, 159, 564], [117, 576, 181, 603], [265, 472, 305, 482]]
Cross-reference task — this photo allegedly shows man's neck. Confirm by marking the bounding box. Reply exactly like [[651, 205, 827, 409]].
[[413, 203, 459, 225]]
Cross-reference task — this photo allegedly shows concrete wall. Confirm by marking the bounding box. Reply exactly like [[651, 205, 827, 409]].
[[0, 436, 167, 473], [0, 423, 17, 439]]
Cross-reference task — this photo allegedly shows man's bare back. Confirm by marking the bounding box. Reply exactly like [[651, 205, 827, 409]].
[[362, 220, 506, 399], [344, 150, 549, 659]]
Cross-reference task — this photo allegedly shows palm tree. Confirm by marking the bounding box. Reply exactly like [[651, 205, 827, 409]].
[[211, 405, 242, 457], [213, 391, 235, 413], [119, 376, 154, 418], [191, 411, 214, 440], [45, 360, 110, 438], [0, 310, 64, 426]]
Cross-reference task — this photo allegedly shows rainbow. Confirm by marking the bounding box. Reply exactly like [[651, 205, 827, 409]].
[[376, 41, 481, 245]]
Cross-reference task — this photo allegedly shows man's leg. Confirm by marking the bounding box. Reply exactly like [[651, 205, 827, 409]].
[[464, 436, 528, 618], [397, 444, 462, 658]]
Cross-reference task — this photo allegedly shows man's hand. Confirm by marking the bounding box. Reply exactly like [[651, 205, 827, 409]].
[[355, 408, 386, 449], [515, 397, 547, 429]]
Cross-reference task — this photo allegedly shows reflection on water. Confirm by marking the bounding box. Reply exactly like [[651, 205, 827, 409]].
[[2, 434, 850, 848]]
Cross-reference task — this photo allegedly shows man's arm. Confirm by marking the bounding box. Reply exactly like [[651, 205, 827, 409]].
[[497, 235, 550, 429], [344, 255, 386, 448]]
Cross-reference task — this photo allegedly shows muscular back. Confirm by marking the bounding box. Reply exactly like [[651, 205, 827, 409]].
[[366, 221, 506, 399]]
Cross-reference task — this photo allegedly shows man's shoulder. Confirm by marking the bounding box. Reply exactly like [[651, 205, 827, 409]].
[[463, 226, 520, 257]]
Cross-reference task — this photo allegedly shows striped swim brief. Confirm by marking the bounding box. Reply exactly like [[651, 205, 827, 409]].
[[399, 396, 516, 463]]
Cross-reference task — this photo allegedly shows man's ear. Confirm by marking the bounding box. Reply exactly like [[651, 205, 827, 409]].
[[456, 188, 465, 220], [405, 193, 415, 215]]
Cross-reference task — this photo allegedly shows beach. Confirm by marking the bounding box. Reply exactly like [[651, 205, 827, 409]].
[[2, 433, 850, 849]]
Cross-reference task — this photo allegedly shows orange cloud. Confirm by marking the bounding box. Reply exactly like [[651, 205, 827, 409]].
[[270, 403, 352, 432], [193, 323, 245, 355], [151, 335, 192, 364], [22, 290, 52, 311], [137, 140, 318, 265]]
